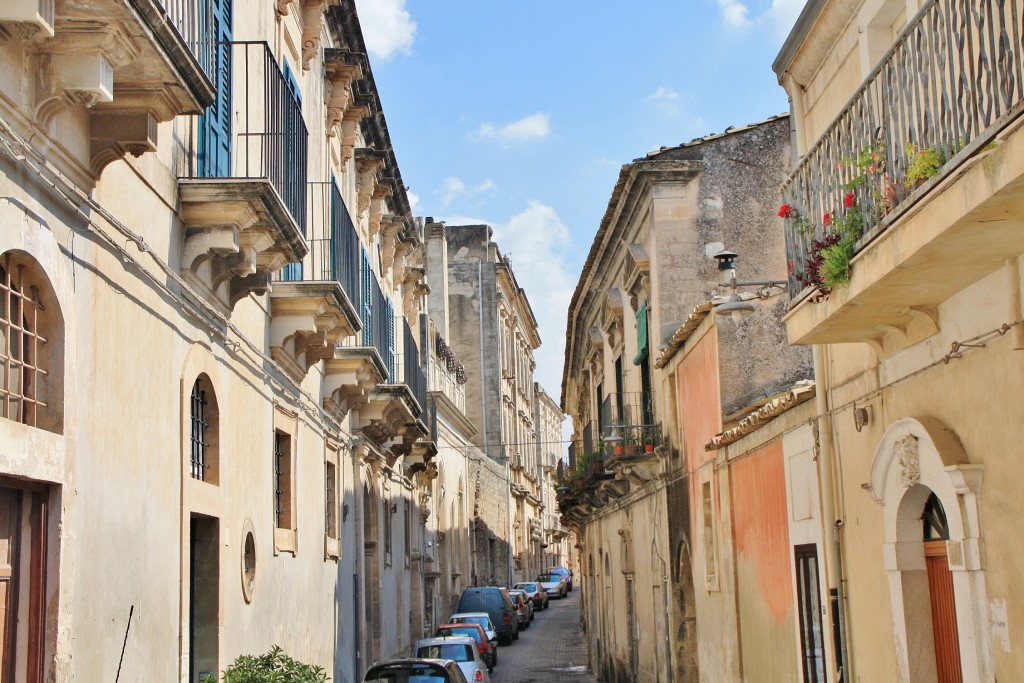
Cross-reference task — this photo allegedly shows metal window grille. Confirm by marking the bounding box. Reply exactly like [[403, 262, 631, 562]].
[[0, 258, 47, 427], [795, 545, 826, 683], [325, 461, 337, 538], [189, 379, 209, 480], [274, 432, 285, 528]]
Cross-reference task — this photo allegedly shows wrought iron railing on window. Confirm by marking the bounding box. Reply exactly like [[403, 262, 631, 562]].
[[275, 181, 359, 301], [599, 392, 655, 432], [159, 0, 215, 78], [187, 41, 308, 234], [781, 0, 1024, 298], [339, 262, 393, 379]]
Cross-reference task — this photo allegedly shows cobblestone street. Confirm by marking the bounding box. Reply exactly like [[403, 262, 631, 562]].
[[489, 588, 597, 683]]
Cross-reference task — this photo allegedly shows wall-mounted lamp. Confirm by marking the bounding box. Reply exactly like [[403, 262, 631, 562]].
[[601, 425, 624, 446], [711, 250, 786, 323]]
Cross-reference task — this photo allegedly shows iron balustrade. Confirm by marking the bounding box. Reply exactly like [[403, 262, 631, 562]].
[[428, 346, 467, 413], [384, 319, 427, 417], [158, 0, 215, 78], [188, 41, 308, 234], [348, 263, 393, 380], [276, 181, 359, 301], [582, 420, 595, 457], [782, 0, 1024, 299]]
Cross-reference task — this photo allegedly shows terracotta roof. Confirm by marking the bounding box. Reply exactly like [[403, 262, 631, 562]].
[[653, 302, 715, 369], [705, 382, 816, 450], [640, 113, 789, 160]]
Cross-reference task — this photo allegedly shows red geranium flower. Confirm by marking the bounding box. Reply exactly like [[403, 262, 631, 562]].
[[823, 213, 832, 227], [778, 204, 795, 219], [844, 192, 856, 209]]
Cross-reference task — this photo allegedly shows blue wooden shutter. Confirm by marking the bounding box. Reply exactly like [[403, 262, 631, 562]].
[[198, 0, 232, 178], [385, 296, 395, 380], [361, 248, 372, 347]]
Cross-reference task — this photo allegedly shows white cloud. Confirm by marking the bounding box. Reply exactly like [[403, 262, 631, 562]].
[[476, 113, 551, 146], [353, 0, 417, 60], [717, 0, 752, 29], [406, 189, 420, 210], [647, 87, 683, 118], [439, 176, 498, 206], [489, 201, 575, 401], [765, 0, 805, 38]]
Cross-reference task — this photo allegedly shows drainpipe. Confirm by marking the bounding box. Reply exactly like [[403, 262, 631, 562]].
[[812, 343, 850, 683]]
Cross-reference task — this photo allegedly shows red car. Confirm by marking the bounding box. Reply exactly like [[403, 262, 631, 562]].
[[435, 622, 497, 672]]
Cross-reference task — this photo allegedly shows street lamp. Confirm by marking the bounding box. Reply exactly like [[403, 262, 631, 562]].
[[711, 250, 786, 323]]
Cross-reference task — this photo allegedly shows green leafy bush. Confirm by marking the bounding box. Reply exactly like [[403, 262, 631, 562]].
[[201, 646, 329, 683]]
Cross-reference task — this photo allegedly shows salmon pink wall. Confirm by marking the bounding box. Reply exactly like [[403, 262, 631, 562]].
[[677, 330, 722, 474]]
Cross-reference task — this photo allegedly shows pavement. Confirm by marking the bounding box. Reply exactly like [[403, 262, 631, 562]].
[[488, 588, 598, 683]]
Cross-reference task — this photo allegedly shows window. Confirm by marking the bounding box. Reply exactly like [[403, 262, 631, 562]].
[[324, 440, 341, 561], [1, 253, 61, 432], [795, 544, 825, 683], [189, 376, 219, 483], [702, 481, 718, 590], [273, 431, 292, 530]]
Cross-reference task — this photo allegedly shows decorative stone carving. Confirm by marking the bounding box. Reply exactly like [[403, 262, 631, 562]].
[[339, 105, 369, 167], [269, 283, 361, 383], [322, 347, 387, 419], [324, 51, 362, 137], [355, 148, 387, 221], [368, 179, 395, 242], [895, 435, 920, 488]]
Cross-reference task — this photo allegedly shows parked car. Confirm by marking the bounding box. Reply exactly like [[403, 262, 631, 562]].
[[512, 581, 549, 610], [455, 587, 520, 644], [414, 635, 490, 683], [536, 573, 567, 599], [507, 589, 531, 628], [362, 658, 469, 683], [434, 623, 496, 672], [509, 588, 534, 621], [546, 566, 574, 591]]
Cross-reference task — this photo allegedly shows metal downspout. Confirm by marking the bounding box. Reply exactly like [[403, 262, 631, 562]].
[[813, 343, 850, 682]]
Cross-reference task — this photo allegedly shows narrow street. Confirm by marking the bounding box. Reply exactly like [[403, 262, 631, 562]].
[[490, 588, 598, 683]]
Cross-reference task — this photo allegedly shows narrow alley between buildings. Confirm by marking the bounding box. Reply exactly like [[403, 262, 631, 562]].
[[490, 588, 597, 683]]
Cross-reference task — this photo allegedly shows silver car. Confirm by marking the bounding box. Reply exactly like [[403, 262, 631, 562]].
[[414, 635, 490, 683], [536, 573, 567, 599]]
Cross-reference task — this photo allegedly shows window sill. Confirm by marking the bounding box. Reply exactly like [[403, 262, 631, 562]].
[[274, 527, 297, 556]]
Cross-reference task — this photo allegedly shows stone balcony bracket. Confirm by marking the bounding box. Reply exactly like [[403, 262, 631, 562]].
[[368, 178, 395, 242], [299, 0, 339, 71], [404, 440, 438, 477], [338, 105, 369, 167], [23, 7, 214, 175], [324, 52, 362, 136], [269, 282, 361, 383], [355, 149, 387, 220], [360, 386, 428, 448], [354, 439, 387, 480], [322, 346, 387, 420], [178, 179, 307, 314]]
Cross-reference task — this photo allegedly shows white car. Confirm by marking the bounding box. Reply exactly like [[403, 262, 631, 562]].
[[448, 612, 498, 645], [414, 635, 490, 683], [536, 573, 567, 599]]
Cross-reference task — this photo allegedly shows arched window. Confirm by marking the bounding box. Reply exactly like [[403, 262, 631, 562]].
[[189, 374, 219, 483], [0, 251, 62, 433]]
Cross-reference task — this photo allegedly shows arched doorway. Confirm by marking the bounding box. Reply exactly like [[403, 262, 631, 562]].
[[868, 417, 990, 682]]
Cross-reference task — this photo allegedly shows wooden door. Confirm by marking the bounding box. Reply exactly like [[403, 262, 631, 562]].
[[925, 540, 963, 683], [0, 488, 21, 683]]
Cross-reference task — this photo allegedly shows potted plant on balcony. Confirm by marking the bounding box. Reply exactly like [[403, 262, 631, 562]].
[[642, 427, 656, 453]]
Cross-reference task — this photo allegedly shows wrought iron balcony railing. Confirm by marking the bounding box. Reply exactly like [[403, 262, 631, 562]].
[[782, 0, 1024, 299], [428, 330, 467, 413], [275, 181, 359, 307], [383, 319, 428, 417], [599, 392, 655, 434], [187, 41, 308, 234], [159, 0, 215, 79]]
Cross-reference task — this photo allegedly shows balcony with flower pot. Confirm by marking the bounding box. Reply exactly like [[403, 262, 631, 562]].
[[779, 0, 1024, 356], [599, 393, 664, 486]]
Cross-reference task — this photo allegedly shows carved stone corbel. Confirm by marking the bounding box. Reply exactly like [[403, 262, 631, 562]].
[[368, 179, 394, 242], [324, 56, 362, 136], [355, 148, 386, 221], [340, 103, 370, 167]]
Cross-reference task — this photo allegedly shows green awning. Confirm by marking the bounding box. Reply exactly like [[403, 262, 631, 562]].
[[633, 302, 649, 365]]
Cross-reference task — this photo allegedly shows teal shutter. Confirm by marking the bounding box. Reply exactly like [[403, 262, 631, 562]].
[[361, 249, 372, 347], [198, 0, 232, 178], [632, 303, 649, 366]]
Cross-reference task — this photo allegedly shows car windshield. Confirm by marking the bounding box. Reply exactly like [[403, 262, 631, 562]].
[[514, 583, 537, 592], [537, 574, 556, 582], [417, 644, 473, 662], [452, 616, 490, 630], [438, 627, 482, 643]]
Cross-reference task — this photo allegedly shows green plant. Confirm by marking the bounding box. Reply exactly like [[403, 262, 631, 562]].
[[842, 142, 886, 190], [207, 646, 329, 683], [904, 144, 945, 187], [819, 235, 857, 290]]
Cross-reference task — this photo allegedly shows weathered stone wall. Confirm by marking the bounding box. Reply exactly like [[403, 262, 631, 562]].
[[469, 450, 512, 586]]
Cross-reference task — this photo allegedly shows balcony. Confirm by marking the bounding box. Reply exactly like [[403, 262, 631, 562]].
[[781, 0, 1024, 351], [362, 321, 430, 462], [179, 41, 308, 314], [0, 0, 215, 177], [268, 182, 362, 383], [428, 330, 467, 417]]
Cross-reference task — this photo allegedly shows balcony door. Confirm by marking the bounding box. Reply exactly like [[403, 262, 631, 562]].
[[198, 0, 232, 178]]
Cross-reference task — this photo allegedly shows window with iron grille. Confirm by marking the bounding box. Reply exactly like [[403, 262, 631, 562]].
[[325, 460, 337, 539], [1, 256, 46, 428], [274, 430, 293, 530], [190, 379, 209, 480], [795, 544, 826, 683]]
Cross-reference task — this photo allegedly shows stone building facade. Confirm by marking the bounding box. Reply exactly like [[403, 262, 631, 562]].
[[559, 116, 815, 683], [774, 0, 1024, 680], [0, 1, 461, 680]]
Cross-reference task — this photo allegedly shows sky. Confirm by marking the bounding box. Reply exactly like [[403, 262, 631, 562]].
[[353, 0, 806, 416]]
